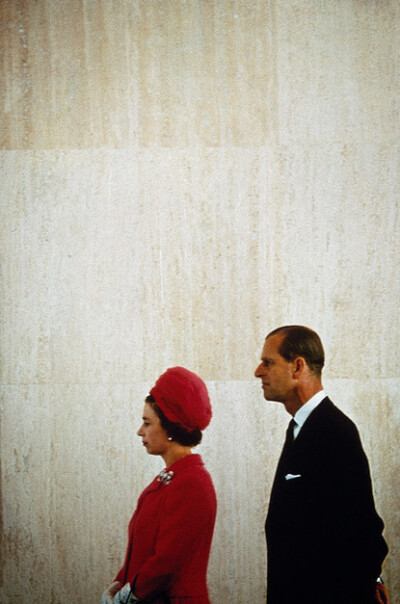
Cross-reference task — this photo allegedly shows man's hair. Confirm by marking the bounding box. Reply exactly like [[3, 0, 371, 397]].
[[267, 325, 325, 377], [145, 394, 202, 447]]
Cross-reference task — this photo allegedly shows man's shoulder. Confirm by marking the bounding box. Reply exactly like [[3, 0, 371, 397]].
[[300, 398, 365, 465], [310, 397, 359, 436]]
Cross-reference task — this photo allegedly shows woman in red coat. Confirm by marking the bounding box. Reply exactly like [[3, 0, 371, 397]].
[[101, 367, 217, 604]]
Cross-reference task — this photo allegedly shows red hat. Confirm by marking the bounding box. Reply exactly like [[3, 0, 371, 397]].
[[150, 367, 212, 431]]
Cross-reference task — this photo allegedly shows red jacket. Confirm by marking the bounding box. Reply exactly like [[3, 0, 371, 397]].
[[115, 454, 217, 603]]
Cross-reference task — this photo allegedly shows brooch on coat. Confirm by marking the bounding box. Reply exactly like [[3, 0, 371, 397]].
[[157, 469, 174, 485]]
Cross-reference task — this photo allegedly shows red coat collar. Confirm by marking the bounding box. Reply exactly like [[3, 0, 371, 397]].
[[165, 453, 204, 473]]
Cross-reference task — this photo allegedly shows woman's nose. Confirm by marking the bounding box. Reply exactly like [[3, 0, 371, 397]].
[[137, 426, 143, 436]]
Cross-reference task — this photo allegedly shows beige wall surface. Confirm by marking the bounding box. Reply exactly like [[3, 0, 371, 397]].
[[1, 1, 399, 602]]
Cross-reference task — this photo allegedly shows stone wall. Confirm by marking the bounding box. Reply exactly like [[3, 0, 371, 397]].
[[1, 1, 399, 602]]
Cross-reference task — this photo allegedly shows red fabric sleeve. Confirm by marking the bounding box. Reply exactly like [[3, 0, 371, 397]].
[[114, 487, 148, 585]]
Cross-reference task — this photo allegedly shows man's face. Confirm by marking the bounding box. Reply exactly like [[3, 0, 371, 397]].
[[254, 334, 295, 403]]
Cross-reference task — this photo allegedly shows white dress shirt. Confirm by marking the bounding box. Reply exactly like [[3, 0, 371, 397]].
[[292, 389, 326, 439]]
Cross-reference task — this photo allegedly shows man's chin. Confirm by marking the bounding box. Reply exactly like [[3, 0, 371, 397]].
[[264, 393, 284, 404]]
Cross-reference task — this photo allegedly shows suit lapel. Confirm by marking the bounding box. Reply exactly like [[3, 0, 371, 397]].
[[292, 396, 332, 445], [269, 398, 334, 498]]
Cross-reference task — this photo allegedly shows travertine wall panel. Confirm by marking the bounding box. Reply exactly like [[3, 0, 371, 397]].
[[1, 1, 399, 603], [1, 149, 398, 384], [274, 1, 400, 145], [1, 0, 276, 148], [1, 0, 139, 149]]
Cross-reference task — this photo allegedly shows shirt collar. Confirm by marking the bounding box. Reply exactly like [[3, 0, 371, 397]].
[[294, 389, 326, 429]]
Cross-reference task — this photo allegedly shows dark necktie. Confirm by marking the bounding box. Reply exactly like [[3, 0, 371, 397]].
[[270, 418, 298, 497], [285, 418, 296, 445]]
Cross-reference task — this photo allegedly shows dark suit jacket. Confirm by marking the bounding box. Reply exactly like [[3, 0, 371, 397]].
[[265, 398, 388, 604]]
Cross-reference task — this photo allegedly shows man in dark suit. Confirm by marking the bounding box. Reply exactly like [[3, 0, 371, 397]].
[[255, 325, 389, 604]]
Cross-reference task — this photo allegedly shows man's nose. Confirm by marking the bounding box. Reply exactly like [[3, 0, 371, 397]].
[[254, 363, 264, 378]]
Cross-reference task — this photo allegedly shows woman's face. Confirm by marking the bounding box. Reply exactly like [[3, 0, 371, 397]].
[[137, 403, 170, 456]]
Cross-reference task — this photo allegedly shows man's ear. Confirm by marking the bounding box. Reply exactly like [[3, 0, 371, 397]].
[[293, 357, 306, 377]]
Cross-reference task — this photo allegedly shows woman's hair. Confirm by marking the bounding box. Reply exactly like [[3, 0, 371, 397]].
[[267, 325, 325, 377], [145, 394, 203, 447]]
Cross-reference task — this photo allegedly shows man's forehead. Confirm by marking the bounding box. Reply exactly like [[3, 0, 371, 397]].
[[262, 334, 284, 357]]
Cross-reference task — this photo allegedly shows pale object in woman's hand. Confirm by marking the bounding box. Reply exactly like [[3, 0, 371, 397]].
[[101, 581, 122, 604]]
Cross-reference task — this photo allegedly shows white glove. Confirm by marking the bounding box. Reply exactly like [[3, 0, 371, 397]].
[[114, 583, 133, 604], [101, 581, 122, 604]]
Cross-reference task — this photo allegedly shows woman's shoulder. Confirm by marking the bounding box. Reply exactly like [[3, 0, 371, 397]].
[[169, 455, 216, 496], [171, 454, 211, 478]]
